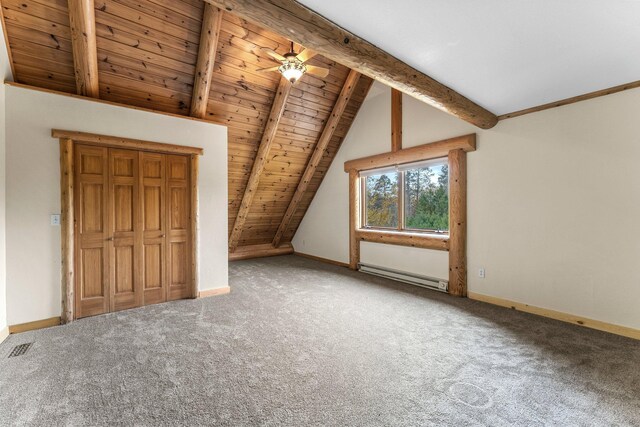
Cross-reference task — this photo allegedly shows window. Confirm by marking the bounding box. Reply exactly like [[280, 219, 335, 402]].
[[363, 169, 398, 228], [361, 158, 449, 234]]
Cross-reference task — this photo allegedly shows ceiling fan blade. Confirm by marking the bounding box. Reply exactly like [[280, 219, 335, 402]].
[[305, 65, 330, 78], [255, 66, 281, 73], [297, 48, 318, 63], [261, 47, 286, 62]]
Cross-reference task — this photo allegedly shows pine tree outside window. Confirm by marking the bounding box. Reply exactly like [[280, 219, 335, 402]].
[[363, 170, 399, 228], [361, 158, 449, 234]]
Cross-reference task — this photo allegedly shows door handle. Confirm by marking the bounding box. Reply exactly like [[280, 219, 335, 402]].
[[106, 237, 113, 241]]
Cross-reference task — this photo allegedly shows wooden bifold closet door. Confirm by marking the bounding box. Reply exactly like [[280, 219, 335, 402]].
[[74, 145, 192, 319]]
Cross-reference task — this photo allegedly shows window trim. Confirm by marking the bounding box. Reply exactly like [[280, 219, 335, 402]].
[[359, 158, 450, 236], [344, 133, 475, 298]]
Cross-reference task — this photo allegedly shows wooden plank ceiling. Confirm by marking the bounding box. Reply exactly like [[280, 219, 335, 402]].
[[1, 0, 373, 254]]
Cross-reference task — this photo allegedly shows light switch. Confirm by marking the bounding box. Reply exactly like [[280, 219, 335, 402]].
[[51, 214, 61, 226]]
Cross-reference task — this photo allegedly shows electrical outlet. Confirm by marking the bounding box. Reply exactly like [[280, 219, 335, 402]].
[[478, 268, 485, 279], [50, 214, 61, 226]]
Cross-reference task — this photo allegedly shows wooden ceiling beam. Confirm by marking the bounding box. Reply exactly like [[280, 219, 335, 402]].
[[68, 0, 100, 98], [229, 77, 293, 252], [191, 5, 224, 118], [272, 70, 361, 248], [203, 0, 498, 129], [391, 88, 402, 152]]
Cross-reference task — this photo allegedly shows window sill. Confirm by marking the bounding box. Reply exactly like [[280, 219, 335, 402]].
[[355, 229, 449, 251]]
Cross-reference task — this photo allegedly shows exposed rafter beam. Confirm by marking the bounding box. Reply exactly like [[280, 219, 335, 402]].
[[391, 88, 402, 152], [272, 70, 361, 248], [191, 5, 224, 118], [68, 0, 99, 98], [229, 77, 292, 252], [203, 0, 498, 129]]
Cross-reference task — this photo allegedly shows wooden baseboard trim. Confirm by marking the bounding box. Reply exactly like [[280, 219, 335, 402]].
[[294, 251, 349, 268], [197, 286, 231, 298], [0, 326, 9, 344], [229, 243, 294, 261], [8, 316, 62, 334], [468, 292, 640, 341]]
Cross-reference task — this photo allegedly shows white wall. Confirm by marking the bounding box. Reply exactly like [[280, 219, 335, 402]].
[[5, 86, 228, 325], [0, 23, 13, 334], [294, 82, 640, 330]]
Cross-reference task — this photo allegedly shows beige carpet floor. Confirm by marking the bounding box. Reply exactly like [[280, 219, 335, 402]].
[[0, 255, 639, 426]]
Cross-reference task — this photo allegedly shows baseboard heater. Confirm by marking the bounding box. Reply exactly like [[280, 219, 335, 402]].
[[358, 263, 448, 293]]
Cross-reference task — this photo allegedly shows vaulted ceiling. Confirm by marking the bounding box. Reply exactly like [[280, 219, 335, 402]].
[[0, 0, 373, 254], [298, 0, 640, 115]]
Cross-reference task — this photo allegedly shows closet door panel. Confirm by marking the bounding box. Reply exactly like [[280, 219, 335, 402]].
[[114, 245, 134, 293], [74, 144, 194, 318], [144, 244, 163, 287], [141, 153, 167, 305], [75, 145, 110, 318], [166, 155, 191, 301], [109, 149, 141, 312]]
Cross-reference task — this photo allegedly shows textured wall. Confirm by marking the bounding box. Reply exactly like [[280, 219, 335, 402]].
[[294, 81, 640, 330], [0, 20, 12, 336], [5, 86, 228, 325]]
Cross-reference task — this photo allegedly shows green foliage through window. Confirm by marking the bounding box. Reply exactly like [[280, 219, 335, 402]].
[[362, 159, 448, 233], [404, 163, 448, 231], [365, 172, 398, 228]]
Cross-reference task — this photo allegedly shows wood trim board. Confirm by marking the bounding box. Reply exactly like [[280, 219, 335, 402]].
[[60, 138, 75, 323], [344, 134, 476, 172], [5, 82, 214, 126], [348, 169, 360, 270], [52, 130, 204, 156], [198, 286, 231, 298], [356, 229, 449, 251], [190, 155, 200, 300], [468, 292, 640, 341], [498, 79, 640, 120], [8, 317, 62, 334], [229, 243, 294, 261]]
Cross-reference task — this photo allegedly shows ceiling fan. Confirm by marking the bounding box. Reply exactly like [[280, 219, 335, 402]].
[[256, 42, 330, 83]]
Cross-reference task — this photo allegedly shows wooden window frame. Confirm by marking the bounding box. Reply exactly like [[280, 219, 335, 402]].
[[344, 133, 475, 297], [55, 130, 203, 323], [359, 158, 450, 235]]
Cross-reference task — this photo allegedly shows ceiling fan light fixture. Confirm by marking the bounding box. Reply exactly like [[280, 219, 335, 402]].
[[279, 60, 306, 83]]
